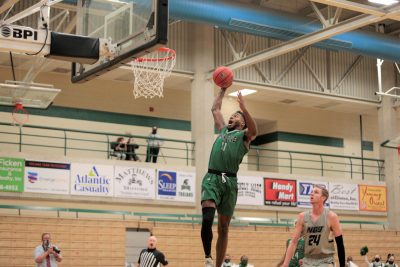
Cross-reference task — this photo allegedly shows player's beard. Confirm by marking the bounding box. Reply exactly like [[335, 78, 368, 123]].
[[227, 119, 238, 131], [227, 123, 238, 131]]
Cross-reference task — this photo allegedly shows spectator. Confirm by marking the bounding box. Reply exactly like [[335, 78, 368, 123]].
[[346, 256, 358, 267], [126, 138, 140, 161], [222, 254, 234, 267], [365, 254, 384, 267], [34, 233, 62, 267], [137, 235, 168, 267], [235, 255, 254, 267], [115, 137, 128, 160], [385, 255, 398, 267], [146, 126, 163, 163], [387, 254, 394, 264]]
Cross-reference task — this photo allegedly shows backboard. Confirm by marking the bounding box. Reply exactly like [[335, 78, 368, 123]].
[[0, 81, 61, 109], [71, 0, 168, 83]]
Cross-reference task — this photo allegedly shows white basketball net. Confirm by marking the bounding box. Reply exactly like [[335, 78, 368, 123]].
[[131, 47, 176, 99]]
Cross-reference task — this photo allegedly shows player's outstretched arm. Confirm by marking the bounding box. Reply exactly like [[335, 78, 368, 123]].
[[237, 91, 257, 142], [211, 88, 226, 131], [329, 211, 345, 267], [281, 213, 304, 267]]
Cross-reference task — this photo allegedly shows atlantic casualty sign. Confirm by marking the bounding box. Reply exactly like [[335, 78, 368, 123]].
[[70, 163, 113, 197]]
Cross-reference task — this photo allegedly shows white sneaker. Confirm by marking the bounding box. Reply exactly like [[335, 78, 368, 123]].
[[204, 257, 214, 267]]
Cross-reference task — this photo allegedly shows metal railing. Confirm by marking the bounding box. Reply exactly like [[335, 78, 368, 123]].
[[0, 122, 384, 180], [0, 205, 388, 230], [0, 122, 195, 166], [245, 147, 385, 181]]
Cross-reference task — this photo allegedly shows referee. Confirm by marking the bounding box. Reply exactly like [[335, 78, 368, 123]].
[[137, 236, 168, 267]]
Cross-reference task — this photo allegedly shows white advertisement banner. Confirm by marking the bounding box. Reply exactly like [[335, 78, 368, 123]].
[[24, 160, 70, 195], [237, 176, 263, 206], [297, 180, 329, 208], [114, 166, 155, 199], [176, 171, 195, 202], [329, 182, 359, 210], [70, 163, 113, 197], [156, 170, 195, 202]]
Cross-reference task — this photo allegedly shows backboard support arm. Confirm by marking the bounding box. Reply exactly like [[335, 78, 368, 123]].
[[375, 59, 400, 100]]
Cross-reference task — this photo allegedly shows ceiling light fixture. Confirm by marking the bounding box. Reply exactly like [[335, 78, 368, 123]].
[[228, 89, 257, 97], [368, 0, 399, 5]]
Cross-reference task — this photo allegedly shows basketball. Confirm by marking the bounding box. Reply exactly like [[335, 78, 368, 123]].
[[213, 66, 234, 88]]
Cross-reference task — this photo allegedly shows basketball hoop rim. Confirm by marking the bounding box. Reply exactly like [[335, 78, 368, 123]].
[[133, 47, 176, 63], [12, 102, 29, 126]]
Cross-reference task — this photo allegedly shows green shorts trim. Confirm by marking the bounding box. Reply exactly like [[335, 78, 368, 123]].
[[201, 173, 238, 217]]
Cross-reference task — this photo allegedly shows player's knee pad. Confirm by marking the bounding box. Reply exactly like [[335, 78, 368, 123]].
[[202, 207, 216, 228]]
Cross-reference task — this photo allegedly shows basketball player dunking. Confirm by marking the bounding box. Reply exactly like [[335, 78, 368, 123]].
[[281, 185, 346, 267], [201, 88, 257, 267]]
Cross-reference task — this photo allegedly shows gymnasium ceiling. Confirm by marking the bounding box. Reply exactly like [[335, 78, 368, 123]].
[[1, 0, 400, 115]]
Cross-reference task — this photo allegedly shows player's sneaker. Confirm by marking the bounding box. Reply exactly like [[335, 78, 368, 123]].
[[204, 257, 214, 267]]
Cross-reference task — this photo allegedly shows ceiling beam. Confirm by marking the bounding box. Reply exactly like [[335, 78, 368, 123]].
[[224, 4, 400, 71], [310, 1, 330, 27], [3, 0, 63, 25], [310, 0, 400, 20], [300, 2, 326, 16], [0, 0, 20, 15]]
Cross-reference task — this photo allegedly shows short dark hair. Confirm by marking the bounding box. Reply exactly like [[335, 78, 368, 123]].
[[235, 110, 247, 129]]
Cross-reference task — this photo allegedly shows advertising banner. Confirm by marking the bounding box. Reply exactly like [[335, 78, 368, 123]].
[[156, 170, 195, 202], [70, 163, 113, 197], [237, 176, 263, 206], [329, 183, 358, 210], [24, 160, 70, 194], [114, 166, 156, 199], [297, 180, 329, 208], [0, 157, 24, 192], [175, 171, 195, 202], [359, 185, 387, 212], [264, 178, 297, 207]]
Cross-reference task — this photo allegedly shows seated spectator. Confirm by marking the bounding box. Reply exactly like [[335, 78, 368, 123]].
[[385, 254, 398, 267], [126, 138, 140, 161], [222, 254, 234, 267], [114, 137, 128, 160], [365, 254, 384, 267], [346, 256, 358, 267], [235, 255, 254, 267]]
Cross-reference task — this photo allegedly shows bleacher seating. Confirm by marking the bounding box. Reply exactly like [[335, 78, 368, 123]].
[[0, 211, 399, 267]]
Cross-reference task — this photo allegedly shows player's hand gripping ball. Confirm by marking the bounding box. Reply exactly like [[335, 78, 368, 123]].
[[213, 66, 234, 89]]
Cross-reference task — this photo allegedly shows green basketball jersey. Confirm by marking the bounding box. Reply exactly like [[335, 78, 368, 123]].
[[208, 126, 248, 174], [287, 237, 305, 267]]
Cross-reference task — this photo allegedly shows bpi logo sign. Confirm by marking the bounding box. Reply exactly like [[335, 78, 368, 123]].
[[158, 171, 177, 196], [1, 26, 38, 40]]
